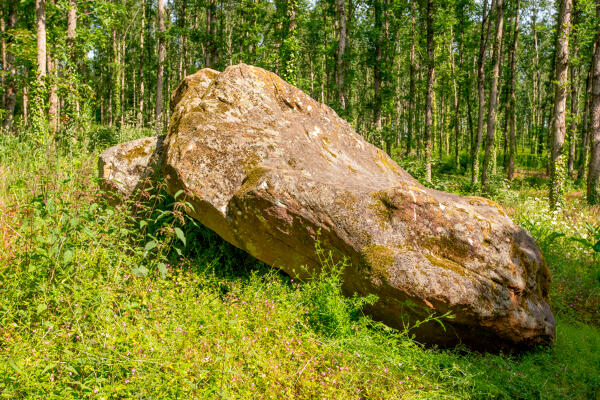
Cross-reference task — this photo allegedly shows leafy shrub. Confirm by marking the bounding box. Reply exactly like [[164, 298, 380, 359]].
[[570, 223, 600, 259], [436, 155, 458, 175], [87, 125, 119, 151]]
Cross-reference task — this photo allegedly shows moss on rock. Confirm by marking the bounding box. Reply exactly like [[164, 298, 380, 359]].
[[122, 141, 151, 162], [237, 166, 268, 196], [369, 190, 397, 229], [362, 244, 395, 278]]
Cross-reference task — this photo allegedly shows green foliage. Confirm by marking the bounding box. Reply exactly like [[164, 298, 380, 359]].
[[87, 126, 119, 150], [300, 241, 377, 338], [569, 223, 600, 264], [520, 218, 567, 254]]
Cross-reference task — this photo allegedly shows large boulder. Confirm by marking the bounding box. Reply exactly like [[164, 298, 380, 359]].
[[103, 64, 556, 350]]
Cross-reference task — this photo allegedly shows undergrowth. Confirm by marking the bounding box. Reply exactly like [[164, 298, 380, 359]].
[[0, 130, 598, 399]]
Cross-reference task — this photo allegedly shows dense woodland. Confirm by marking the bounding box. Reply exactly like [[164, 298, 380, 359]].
[[1, 0, 600, 205]]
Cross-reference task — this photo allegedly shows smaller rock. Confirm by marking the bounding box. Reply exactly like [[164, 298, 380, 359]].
[[98, 136, 164, 200]]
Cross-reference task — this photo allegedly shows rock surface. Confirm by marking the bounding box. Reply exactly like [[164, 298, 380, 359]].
[[102, 64, 556, 350], [98, 136, 164, 199]]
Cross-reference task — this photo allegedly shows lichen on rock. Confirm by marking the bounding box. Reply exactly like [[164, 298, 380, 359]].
[[98, 136, 164, 200]]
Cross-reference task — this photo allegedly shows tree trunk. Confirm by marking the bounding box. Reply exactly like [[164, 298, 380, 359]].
[[373, 0, 383, 132], [588, 2, 600, 204], [120, 36, 125, 128], [531, 8, 542, 156], [481, 0, 504, 191], [450, 26, 461, 169], [178, 0, 187, 82], [424, 0, 434, 183], [466, 76, 475, 161], [36, 0, 47, 78], [67, 0, 76, 47], [111, 25, 120, 127], [1, 14, 5, 110], [35, 0, 47, 135], [507, 0, 520, 180], [23, 84, 29, 126], [1, 4, 16, 130], [206, 0, 218, 68], [283, 0, 298, 84], [549, 0, 572, 209], [47, 0, 58, 134], [108, 69, 113, 126], [309, 55, 314, 97], [438, 92, 444, 159], [568, 63, 579, 178], [335, 0, 347, 111], [321, 52, 326, 104], [47, 51, 58, 134], [578, 58, 593, 183], [67, 0, 78, 119], [406, 0, 416, 155], [139, 0, 145, 127], [156, 0, 166, 133], [472, 0, 493, 184]]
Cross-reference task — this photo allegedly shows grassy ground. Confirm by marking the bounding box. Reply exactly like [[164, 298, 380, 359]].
[[1, 129, 599, 399]]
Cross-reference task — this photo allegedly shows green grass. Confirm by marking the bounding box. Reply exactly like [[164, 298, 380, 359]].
[[1, 130, 599, 399]]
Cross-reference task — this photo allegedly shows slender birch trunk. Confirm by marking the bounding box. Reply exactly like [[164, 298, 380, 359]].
[[472, 0, 493, 184], [156, 0, 165, 133], [335, 0, 347, 111], [588, 1, 600, 204], [424, 0, 434, 183], [139, 0, 145, 127], [481, 0, 504, 191], [507, 0, 520, 180], [549, 0, 572, 209]]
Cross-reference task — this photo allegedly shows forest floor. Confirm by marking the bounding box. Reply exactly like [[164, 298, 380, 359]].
[[0, 128, 599, 399]]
